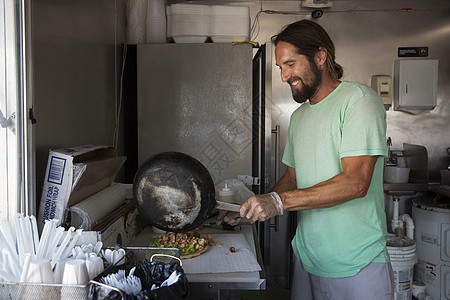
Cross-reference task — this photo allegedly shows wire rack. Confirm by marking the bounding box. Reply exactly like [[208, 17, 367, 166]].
[[0, 282, 88, 300], [0, 247, 180, 300]]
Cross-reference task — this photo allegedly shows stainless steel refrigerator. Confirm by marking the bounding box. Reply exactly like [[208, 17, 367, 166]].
[[136, 43, 261, 187]]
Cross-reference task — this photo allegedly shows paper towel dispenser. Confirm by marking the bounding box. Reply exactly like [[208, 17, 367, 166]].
[[393, 60, 438, 110]]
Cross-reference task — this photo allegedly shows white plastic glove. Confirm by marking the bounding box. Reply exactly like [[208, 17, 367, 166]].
[[240, 192, 283, 222]]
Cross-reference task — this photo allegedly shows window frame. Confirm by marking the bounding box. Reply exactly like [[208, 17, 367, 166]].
[[0, 0, 35, 221]]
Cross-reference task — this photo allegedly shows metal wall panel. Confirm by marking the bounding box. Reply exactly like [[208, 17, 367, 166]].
[[31, 0, 126, 201], [137, 43, 254, 184]]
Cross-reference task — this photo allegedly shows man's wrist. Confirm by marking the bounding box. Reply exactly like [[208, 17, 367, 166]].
[[270, 191, 284, 215]]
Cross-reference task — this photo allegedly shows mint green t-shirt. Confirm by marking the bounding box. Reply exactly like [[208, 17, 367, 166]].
[[282, 81, 389, 278]]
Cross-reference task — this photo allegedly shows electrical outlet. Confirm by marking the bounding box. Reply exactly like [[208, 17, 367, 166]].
[[238, 175, 257, 186]]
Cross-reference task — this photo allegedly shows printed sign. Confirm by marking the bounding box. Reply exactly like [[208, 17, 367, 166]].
[[398, 47, 428, 57]]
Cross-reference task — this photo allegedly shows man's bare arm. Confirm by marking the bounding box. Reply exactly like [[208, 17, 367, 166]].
[[280, 155, 378, 211]]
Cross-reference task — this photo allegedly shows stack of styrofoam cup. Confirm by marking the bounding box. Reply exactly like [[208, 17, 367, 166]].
[[53, 258, 69, 284], [86, 256, 105, 280], [126, 0, 147, 43], [61, 259, 90, 299], [62, 259, 89, 285], [146, 0, 166, 43], [20, 258, 55, 299], [210, 5, 250, 43], [170, 4, 210, 43], [27, 259, 54, 284]]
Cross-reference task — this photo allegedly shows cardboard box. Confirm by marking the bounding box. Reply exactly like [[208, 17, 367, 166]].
[[37, 145, 126, 231]]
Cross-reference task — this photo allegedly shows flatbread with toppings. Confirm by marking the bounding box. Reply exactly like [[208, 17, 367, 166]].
[[150, 232, 215, 259]]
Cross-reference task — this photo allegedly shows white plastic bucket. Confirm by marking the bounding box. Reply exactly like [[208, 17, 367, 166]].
[[387, 235, 418, 300]]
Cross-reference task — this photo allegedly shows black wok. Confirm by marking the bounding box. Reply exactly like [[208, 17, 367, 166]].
[[133, 152, 216, 232]]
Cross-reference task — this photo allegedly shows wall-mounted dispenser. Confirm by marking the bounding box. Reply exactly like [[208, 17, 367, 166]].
[[393, 60, 438, 110], [371, 75, 393, 110], [302, 0, 333, 8]]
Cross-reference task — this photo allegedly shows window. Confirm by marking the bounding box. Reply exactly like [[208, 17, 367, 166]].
[[0, 0, 34, 221]]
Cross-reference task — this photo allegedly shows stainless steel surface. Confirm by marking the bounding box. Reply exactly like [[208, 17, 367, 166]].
[[383, 183, 428, 194], [263, 45, 274, 195], [136, 43, 253, 184], [32, 0, 127, 201], [252, 44, 274, 286], [266, 42, 297, 188], [259, 41, 294, 287], [403, 143, 429, 184]]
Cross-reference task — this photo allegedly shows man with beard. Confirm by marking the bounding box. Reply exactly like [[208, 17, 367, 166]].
[[220, 20, 393, 299]]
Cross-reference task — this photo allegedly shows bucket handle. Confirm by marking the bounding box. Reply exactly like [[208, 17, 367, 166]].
[[90, 280, 125, 297], [150, 254, 182, 266]]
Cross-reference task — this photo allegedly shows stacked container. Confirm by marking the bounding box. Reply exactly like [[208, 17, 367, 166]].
[[169, 4, 210, 43], [209, 5, 250, 43], [146, 0, 166, 43], [167, 4, 250, 43]]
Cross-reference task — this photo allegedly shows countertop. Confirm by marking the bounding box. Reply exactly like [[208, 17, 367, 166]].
[[130, 221, 266, 291]]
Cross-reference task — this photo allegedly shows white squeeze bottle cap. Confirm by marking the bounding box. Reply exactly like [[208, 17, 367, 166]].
[[219, 182, 234, 203]]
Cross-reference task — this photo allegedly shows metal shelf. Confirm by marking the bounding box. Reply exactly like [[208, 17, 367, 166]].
[[383, 183, 428, 196]]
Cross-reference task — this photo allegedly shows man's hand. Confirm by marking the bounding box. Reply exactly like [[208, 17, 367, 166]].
[[240, 192, 283, 222]]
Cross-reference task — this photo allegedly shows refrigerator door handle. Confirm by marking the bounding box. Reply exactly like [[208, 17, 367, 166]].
[[271, 125, 281, 232], [270, 215, 280, 232], [272, 125, 281, 182]]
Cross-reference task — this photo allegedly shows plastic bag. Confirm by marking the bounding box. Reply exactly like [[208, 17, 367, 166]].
[[89, 260, 189, 300], [215, 178, 255, 205]]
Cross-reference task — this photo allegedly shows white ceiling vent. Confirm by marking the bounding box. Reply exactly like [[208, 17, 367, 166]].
[[302, 0, 333, 8]]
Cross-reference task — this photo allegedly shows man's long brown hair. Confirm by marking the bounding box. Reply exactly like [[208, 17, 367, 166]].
[[272, 20, 343, 81]]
